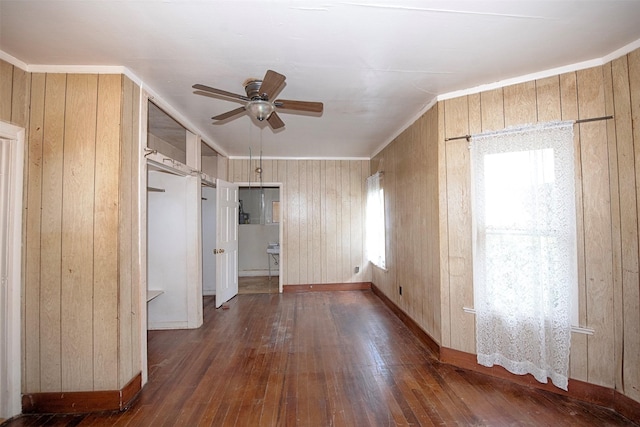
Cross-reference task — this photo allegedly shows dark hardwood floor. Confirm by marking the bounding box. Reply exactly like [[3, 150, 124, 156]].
[[5, 291, 638, 426]]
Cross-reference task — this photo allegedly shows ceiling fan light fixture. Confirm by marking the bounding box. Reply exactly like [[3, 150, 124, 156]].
[[246, 100, 275, 121]]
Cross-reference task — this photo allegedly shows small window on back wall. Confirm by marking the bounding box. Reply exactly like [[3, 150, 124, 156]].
[[366, 172, 386, 269]]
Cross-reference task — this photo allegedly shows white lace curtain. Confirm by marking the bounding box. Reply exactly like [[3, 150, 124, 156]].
[[366, 172, 386, 269], [470, 121, 577, 390]]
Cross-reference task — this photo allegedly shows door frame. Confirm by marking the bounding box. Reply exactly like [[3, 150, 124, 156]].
[[235, 182, 283, 293], [0, 121, 25, 420]]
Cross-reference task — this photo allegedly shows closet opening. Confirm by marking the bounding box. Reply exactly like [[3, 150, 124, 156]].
[[146, 163, 201, 329], [201, 180, 216, 297], [238, 185, 282, 294]]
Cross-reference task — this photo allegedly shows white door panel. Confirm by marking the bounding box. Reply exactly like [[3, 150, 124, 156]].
[[215, 179, 238, 307]]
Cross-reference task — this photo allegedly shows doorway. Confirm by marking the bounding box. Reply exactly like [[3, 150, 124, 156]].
[[237, 185, 282, 294], [0, 122, 24, 421]]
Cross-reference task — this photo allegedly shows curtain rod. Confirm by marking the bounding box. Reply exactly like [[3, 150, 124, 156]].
[[444, 115, 614, 142]]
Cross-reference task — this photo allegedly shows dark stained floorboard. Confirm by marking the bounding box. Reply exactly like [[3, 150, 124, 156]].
[[4, 290, 638, 426]]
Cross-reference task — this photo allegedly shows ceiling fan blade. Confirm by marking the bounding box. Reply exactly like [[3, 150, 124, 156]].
[[275, 99, 323, 113], [267, 112, 285, 130], [258, 70, 286, 100], [212, 106, 246, 121], [193, 84, 249, 101]]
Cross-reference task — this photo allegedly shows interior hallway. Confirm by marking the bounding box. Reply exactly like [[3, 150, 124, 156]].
[[5, 291, 636, 426]]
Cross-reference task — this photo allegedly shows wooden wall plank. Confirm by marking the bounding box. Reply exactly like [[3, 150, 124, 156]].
[[624, 48, 640, 402], [61, 74, 98, 391], [444, 97, 469, 140], [610, 54, 640, 397], [311, 160, 322, 283], [39, 73, 66, 392], [603, 61, 623, 391], [410, 125, 424, 322], [480, 88, 504, 131], [436, 102, 450, 348], [0, 60, 13, 122], [395, 130, 410, 313], [536, 76, 561, 122], [24, 72, 45, 392], [93, 75, 121, 390], [560, 72, 580, 121], [334, 161, 344, 283], [468, 94, 481, 135], [424, 107, 441, 342], [560, 71, 589, 381], [324, 161, 337, 283], [119, 76, 134, 386], [576, 66, 615, 388], [339, 161, 351, 281], [443, 97, 474, 353], [351, 160, 367, 282], [298, 161, 309, 284], [416, 120, 427, 326], [503, 81, 537, 126], [11, 66, 30, 128], [287, 161, 300, 284], [129, 81, 142, 383]]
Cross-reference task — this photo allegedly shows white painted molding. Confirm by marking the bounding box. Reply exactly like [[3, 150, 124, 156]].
[[461, 307, 594, 335], [228, 155, 371, 161], [0, 121, 25, 420], [371, 97, 438, 159], [376, 36, 640, 158], [26, 64, 128, 74], [0, 50, 27, 70]]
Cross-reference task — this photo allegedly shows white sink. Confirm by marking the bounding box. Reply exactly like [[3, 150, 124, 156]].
[[267, 243, 280, 254]]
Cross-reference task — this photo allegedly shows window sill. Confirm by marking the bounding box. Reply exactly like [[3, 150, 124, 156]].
[[462, 307, 594, 335]]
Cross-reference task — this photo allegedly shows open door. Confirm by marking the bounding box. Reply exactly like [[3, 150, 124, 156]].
[[0, 123, 24, 421], [215, 179, 239, 307]]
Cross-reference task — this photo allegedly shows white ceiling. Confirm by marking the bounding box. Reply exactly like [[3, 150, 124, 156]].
[[2, 1, 640, 159]]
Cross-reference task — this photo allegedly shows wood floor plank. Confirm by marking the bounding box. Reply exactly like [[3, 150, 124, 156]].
[[6, 291, 638, 426]]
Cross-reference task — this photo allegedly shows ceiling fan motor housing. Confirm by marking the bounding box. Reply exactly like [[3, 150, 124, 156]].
[[244, 79, 264, 100]]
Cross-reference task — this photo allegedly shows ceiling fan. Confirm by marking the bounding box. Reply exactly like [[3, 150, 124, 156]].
[[193, 70, 323, 130]]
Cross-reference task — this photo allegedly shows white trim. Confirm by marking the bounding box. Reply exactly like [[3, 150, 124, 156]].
[[602, 38, 640, 64], [138, 92, 149, 387], [437, 58, 603, 102], [0, 50, 27, 71], [0, 51, 229, 160], [374, 36, 640, 158], [371, 97, 439, 159], [0, 121, 24, 420], [26, 64, 128, 74], [437, 38, 640, 102], [462, 307, 594, 335], [228, 156, 370, 161]]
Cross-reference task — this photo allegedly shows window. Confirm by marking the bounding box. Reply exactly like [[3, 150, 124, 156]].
[[366, 172, 386, 269], [471, 121, 577, 390]]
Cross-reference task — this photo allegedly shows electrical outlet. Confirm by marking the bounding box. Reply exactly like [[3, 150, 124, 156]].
[[354, 266, 359, 273]]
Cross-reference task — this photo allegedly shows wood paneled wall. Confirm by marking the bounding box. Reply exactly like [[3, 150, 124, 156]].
[[372, 48, 640, 403], [0, 60, 30, 128], [228, 159, 370, 286], [370, 106, 442, 343], [21, 71, 141, 393]]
